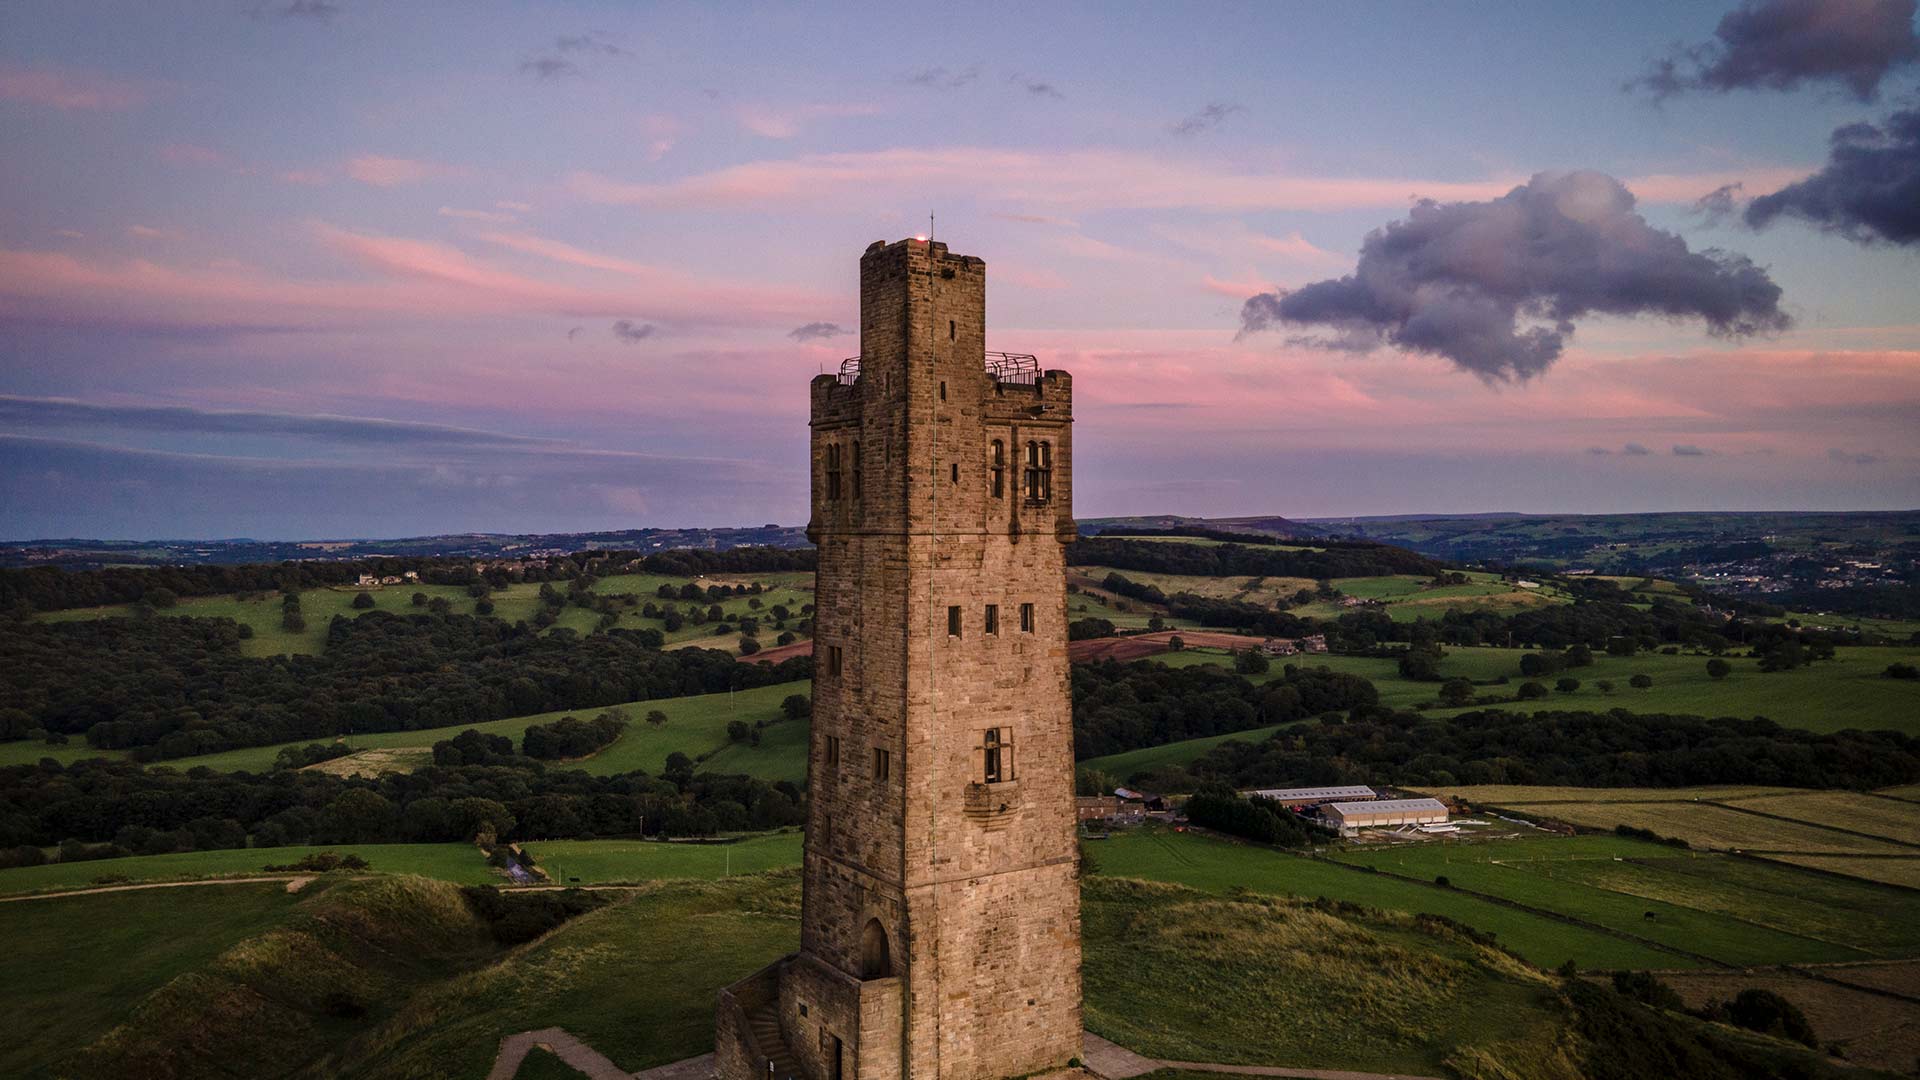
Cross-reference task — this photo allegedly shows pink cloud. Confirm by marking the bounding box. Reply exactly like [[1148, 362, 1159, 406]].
[[571, 148, 1801, 213], [279, 169, 329, 186], [0, 66, 150, 110], [734, 103, 882, 139], [439, 206, 518, 223], [346, 155, 459, 187]]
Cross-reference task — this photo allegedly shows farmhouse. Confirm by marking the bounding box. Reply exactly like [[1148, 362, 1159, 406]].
[[1323, 797, 1449, 836], [1244, 784, 1375, 808], [1077, 795, 1122, 823]]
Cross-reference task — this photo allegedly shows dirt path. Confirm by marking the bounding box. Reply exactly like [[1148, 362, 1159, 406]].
[[0, 875, 311, 903], [1082, 1034, 1445, 1080]]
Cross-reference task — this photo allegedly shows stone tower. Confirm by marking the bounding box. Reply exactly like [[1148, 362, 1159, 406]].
[[717, 238, 1081, 1080]]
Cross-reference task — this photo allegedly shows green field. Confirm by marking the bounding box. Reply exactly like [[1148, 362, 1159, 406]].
[[36, 570, 815, 659], [1330, 836, 1914, 966], [1080, 723, 1295, 779], [1089, 827, 1678, 970], [22, 679, 812, 777], [529, 832, 802, 885], [0, 843, 497, 896], [1160, 643, 1920, 735]]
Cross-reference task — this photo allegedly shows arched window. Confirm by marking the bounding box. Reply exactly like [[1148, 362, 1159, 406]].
[[861, 918, 892, 979], [1024, 440, 1051, 505], [989, 440, 1005, 498]]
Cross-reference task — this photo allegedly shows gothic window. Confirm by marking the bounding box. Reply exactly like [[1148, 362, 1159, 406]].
[[984, 604, 999, 635], [872, 746, 891, 782], [851, 441, 862, 499], [989, 439, 1005, 498], [981, 727, 1014, 784], [1020, 602, 1035, 632], [861, 918, 892, 979], [947, 605, 962, 637], [825, 443, 843, 501], [1024, 440, 1051, 504]]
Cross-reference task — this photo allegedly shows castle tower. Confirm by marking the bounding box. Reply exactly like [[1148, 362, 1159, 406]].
[[717, 238, 1081, 1080]]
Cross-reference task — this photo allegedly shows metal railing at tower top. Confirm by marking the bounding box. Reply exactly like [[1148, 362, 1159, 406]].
[[985, 352, 1040, 385], [837, 352, 1042, 387]]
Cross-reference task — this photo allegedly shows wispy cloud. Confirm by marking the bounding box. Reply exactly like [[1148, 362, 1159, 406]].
[[126, 225, 182, 240], [1673, 443, 1710, 456], [568, 147, 1792, 213], [0, 394, 555, 449], [904, 66, 978, 89], [252, 0, 341, 22], [1828, 446, 1884, 463], [1623, 443, 1653, 455], [346, 155, 458, 187], [734, 102, 881, 139], [1172, 102, 1242, 136], [0, 66, 151, 110], [439, 206, 518, 223]]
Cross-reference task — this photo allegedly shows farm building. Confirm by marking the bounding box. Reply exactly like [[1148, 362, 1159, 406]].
[[1076, 795, 1122, 823], [1244, 785, 1376, 807], [1323, 797, 1449, 835]]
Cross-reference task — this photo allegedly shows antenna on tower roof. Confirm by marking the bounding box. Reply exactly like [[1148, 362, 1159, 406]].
[[929, 210, 934, 244]]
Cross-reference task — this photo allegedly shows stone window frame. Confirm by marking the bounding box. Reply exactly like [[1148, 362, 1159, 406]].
[[984, 603, 999, 636], [947, 605, 962, 638], [1023, 440, 1052, 505], [873, 746, 891, 782], [851, 440, 862, 500], [826, 644, 844, 677], [824, 733, 840, 768], [825, 442, 844, 501], [979, 726, 1015, 784], [1020, 602, 1035, 633], [989, 439, 1005, 498]]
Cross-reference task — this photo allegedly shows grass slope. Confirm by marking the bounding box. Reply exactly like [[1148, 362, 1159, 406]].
[[1089, 827, 1677, 970], [0, 882, 307, 1079]]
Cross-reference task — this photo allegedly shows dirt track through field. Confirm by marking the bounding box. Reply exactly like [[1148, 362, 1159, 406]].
[[0, 875, 313, 903]]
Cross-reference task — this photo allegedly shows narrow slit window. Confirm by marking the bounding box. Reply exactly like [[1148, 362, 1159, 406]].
[[984, 604, 999, 635], [851, 441, 862, 499], [873, 746, 890, 782], [949, 319, 956, 341], [827, 644, 844, 677], [825, 443, 843, 501], [825, 734, 840, 767], [951, 462, 959, 484], [947, 605, 962, 637], [939, 381, 947, 401], [990, 439, 1005, 498], [1020, 603, 1034, 632]]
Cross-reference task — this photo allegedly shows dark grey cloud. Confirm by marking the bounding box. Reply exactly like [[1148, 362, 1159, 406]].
[[1673, 444, 1710, 456], [0, 395, 555, 449], [611, 320, 656, 343], [787, 321, 846, 342], [555, 33, 631, 58], [1171, 102, 1242, 136], [567, 326, 584, 341], [1745, 109, 1920, 244], [1829, 447, 1885, 463], [904, 66, 978, 89], [1237, 171, 1791, 381], [1632, 0, 1919, 101], [520, 56, 580, 80], [251, 0, 339, 21], [1624, 443, 1653, 456]]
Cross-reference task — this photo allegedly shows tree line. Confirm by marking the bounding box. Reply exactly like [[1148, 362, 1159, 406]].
[[0, 753, 806, 864], [1071, 659, 1378, 760], [0, 610, 807, 758], [1065, 536, 1444, 580]]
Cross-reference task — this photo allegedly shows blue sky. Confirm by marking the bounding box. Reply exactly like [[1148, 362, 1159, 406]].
[[1, 1, 1916, 539]]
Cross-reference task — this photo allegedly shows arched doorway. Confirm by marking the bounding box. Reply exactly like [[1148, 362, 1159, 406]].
[[860, 918, 892, 979]]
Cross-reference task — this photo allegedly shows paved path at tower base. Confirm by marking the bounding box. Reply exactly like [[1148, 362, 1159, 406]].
[[486, 1028, 1442, 1080]]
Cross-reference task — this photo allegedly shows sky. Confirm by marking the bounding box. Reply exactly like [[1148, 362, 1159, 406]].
[[1, 0, 1917, 540]]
